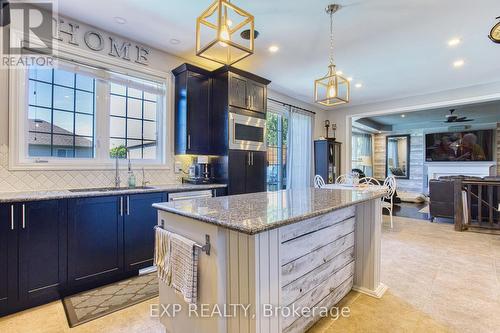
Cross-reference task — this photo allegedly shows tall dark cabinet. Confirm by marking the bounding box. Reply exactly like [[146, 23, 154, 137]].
[[212, 66, 270, 195], [314, 139, 342, 184], [173, 63, 271, 195]]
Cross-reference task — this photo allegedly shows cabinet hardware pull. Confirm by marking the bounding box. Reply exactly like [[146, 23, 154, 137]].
[[10, 205, 14, 230], [126, 196, 130, 215], [120, 197, 124, 216], [22, 204, 25, 229], [188, 134, 191, 149], [251, 96, 254, 109], [248, 152, 251, 166]]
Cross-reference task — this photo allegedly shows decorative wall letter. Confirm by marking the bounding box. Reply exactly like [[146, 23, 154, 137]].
[[83, 31, 104, 51], [135, 45, 150, 65], [54, 18, 79, 46], [109, 37, 131, 61]]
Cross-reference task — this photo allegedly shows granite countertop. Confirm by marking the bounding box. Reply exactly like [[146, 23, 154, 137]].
[[0, 183, 227, 203], [153, 187, 386, 235]]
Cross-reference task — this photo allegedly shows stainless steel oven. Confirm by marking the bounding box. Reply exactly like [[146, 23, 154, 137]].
[[228, 112, 267, 151]]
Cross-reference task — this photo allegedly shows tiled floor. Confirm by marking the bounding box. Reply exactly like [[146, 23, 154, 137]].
[[310, 216, 500, 333], [1, 216, 499, 333]]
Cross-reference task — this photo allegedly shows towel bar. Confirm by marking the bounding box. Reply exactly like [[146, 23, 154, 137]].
[[155, 220, 211, 256]]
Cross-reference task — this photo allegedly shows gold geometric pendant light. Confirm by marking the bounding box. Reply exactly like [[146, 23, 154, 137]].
[[314, 4, 350, 106], [196, 0, 255, 65]]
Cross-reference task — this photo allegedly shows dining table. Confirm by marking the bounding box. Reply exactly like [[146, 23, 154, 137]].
[[322, 183, 388, 193]]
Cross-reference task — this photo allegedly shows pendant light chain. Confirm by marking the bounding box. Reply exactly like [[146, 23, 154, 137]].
[[329, 9, 335, 66]]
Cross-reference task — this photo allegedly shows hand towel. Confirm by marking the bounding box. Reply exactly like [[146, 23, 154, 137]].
[[154, 227, 199, 304]]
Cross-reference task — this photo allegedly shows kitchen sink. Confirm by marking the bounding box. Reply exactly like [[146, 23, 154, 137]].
[[68, 186, 156, 193]]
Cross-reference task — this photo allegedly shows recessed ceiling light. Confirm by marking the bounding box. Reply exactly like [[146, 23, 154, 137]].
[[170, 38, 181, 45], [448, 38, 461, 46], [355, 83, 363, 88], [453, 59, 465, 68], [347, 77, 353, 81], [268, 45, 279, 53], [401, 114, 406, 118], [113, 16, 127, 24]]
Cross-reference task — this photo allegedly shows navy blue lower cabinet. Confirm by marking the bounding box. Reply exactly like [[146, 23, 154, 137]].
[[68, 196, 124, 289], [18, 200, 67, 306], [0, 204, 17, 316], [213, 187, 228, 197], [123, 192, 166, 272]]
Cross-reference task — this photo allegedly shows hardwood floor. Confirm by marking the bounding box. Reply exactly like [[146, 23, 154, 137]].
[[384, 202, 454, 224]]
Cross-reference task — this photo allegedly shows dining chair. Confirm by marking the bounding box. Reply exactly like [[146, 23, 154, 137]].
[[335, 174, 348, 184], [359, 177, 381, 186], [382, 175, 397, 229], [314, 175, 326, 188]]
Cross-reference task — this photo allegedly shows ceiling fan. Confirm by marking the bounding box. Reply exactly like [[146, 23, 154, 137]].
[[443, 109, 474, 123]]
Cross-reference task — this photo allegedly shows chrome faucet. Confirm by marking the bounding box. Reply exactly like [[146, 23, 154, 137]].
[[115, 154, 121, 188], [142, 168, 150, 187]]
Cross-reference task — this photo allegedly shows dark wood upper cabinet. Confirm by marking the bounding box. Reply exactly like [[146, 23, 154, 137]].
[[226, 69, 269, 117], [173, 63, 271, 157], [248, 81, 267, 114], [173, 64, 212, 155], [229, 72, 249, 110]]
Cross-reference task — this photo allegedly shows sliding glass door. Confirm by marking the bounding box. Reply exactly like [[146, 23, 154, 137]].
[[266, 111, 288, 191]]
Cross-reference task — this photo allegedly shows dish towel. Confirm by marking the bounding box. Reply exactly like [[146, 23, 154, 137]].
[[154, 227, 199, 304]]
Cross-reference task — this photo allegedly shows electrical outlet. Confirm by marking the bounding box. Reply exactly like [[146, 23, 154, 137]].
[[174, 161, 182, 174]]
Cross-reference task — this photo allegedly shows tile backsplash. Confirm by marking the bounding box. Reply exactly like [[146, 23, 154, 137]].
[[0, 145, 183, 193]]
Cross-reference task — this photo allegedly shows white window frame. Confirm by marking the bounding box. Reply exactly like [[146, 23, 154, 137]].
[[9, 35, 173, 171]]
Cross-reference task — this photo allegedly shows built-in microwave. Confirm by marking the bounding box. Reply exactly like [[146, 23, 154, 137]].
[[228, 112, 267, 151]]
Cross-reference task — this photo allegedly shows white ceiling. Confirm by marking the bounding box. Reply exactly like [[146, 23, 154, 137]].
[[56, 0, 500, 109], [355, 100, 500, 131]]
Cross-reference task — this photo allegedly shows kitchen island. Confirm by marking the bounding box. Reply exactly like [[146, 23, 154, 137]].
[[153, 188, 387, 333]]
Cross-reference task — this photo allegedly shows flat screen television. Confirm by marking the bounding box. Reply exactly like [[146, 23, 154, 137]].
[[425, 129, 494, 162]]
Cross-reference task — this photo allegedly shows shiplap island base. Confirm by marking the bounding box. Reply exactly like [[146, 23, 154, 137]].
[[153, 188, 387, 333]]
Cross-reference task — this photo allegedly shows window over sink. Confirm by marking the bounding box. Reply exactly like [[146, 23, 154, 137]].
[[11, 58, 168, 170]]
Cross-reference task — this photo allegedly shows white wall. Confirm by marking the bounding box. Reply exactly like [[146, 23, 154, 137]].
[[267, 89, 328, 139], [323, 81, 500, 176], [0, 15, 324, 192]]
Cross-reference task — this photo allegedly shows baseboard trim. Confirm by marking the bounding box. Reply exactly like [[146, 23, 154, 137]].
[[352, 283, 388, 299]]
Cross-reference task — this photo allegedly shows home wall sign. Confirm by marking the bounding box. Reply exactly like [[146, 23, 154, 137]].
[[53, 18, 151, 65]]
